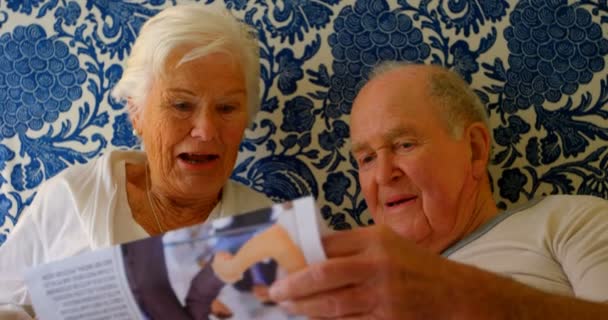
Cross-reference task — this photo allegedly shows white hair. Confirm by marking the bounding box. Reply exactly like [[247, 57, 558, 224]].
[[111, 4, 260, 124], [369, 61, 489, 138]]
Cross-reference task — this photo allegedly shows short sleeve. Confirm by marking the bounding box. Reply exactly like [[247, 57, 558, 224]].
[[557, 197, 608, 302]]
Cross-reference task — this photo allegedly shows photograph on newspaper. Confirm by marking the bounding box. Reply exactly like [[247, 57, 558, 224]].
[[25, 196, 326, 320]]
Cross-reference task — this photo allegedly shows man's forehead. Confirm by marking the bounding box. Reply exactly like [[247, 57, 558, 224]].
[[352, 73, 431, 116]]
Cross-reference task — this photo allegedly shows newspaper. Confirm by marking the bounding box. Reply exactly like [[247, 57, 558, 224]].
[[25, 196, 327, 320]]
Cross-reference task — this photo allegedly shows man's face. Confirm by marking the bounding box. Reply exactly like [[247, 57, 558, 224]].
[[350, 68, 483, 253]]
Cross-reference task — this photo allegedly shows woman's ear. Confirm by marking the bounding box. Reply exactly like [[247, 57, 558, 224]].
[[465, 122, 491, 180], [128, 97, 143, 136]]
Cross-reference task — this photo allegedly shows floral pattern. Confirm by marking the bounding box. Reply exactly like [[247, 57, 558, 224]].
[[0, 0, 607, 245], [326, 0, 431, 118], [0, 25, 86, 139], [578, 152, 608, 199], [501, 0, 608, 113]]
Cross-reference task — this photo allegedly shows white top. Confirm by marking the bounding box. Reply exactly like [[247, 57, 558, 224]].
[[444, 195, 608, 302], [0, 150, 272, 308]]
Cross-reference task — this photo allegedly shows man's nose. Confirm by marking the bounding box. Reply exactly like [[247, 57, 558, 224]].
[[191, 108, 218, 141], [375, 151, 402, 184]]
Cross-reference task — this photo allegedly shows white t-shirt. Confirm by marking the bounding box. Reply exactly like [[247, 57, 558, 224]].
[[443, 195, 608, 302], [0, 150, 272, 308]]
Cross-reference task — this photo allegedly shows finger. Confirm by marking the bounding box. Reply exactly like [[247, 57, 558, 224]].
[[269, 255, 373, 301], [311, 317, 369, 320], [312, 316, 371, 320], [279, 284, 376, 318], [322, 226, 377, 258]]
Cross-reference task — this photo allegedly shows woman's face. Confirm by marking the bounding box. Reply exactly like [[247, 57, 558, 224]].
[[133, 48, 249, 202]]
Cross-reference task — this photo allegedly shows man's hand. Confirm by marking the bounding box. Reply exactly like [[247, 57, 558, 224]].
[[268, 225, 484, 319], [269, 225, 608, 320]]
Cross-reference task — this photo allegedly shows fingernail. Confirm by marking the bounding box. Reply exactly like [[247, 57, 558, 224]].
[[269, 282, 284, 300], [279, 301, 294, 313]]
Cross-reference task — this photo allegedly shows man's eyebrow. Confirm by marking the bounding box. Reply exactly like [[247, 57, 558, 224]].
[[351, 127, 416, 153], [386, 127, 415, 140], [350, 141, 368, 154]]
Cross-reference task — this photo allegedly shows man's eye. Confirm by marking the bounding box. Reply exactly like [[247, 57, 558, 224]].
[[395, 142, 414, 153], [357, 154, 375, 168]]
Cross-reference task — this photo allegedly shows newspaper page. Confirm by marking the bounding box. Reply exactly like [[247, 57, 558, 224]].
[[25, 196, 326, 320]]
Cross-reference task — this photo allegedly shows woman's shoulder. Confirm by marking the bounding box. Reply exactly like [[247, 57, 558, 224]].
[[42, 150, 133, 188], [19, 150, 145, 241], [32, 149, 144, 214], [222, 180, 273, 214]]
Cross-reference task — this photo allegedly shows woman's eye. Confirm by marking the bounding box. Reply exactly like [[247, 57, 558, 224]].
[[218, 104, 238, 114], [172, 101, 191, 111]]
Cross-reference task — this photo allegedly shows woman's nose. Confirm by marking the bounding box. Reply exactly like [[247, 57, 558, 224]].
[[191, 109, 219, 141]]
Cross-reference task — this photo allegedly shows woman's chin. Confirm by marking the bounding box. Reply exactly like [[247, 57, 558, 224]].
[[179, 171, 226, 192]]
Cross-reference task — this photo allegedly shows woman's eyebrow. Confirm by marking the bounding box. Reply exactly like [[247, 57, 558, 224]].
[[222, 89, 247, 97], [165, 88, 246, 97], [165, 88, 196, 95]]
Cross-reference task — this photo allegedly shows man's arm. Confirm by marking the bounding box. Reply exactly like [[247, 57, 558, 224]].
[[452, 253, 608, 320], [268, 226, 608, 319]]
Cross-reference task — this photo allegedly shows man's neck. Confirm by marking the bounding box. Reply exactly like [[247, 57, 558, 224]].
[[463, 183, 499, 237]]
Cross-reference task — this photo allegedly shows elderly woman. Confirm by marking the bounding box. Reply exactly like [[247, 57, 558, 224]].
[[0, 4, 271, 315]]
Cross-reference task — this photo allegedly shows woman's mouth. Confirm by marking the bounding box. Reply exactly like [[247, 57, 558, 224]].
[[178, 153, 219, 164]]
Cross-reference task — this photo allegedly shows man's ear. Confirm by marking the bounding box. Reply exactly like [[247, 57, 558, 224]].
[[465, 122, 491, 180], [128, 98, 143, 136]]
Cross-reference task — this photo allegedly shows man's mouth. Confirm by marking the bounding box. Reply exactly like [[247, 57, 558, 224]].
[[385, 196, 416, 208], [178, 153, 219, 164]]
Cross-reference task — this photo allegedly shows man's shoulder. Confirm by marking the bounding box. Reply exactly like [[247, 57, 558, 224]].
[[523, 194, 608, 218], [489, 194, 608, 239], [539, 194, 607, 207], [446, 195, 608, 255], [448, 195, 607, 253]]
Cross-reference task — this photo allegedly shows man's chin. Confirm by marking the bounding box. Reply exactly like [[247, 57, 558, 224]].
[[389, 225, 437, 250]]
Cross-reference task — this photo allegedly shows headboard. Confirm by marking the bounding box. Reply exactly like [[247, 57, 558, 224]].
[[1, 0, 607, 244]]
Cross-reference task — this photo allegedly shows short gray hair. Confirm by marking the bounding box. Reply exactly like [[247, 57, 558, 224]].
[[369, 61, 489, 138], [111, 4, 260, 124]]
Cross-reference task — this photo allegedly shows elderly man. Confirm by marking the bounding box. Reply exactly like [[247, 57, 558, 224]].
[[268, 63, 608, 319]]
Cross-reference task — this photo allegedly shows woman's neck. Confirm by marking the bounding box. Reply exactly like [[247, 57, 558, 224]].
[[147, 186, 221, 230], [126, 162, 221, 233]]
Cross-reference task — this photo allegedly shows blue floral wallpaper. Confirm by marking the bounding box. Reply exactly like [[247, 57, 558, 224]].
[[0, 0, 607, 245]]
